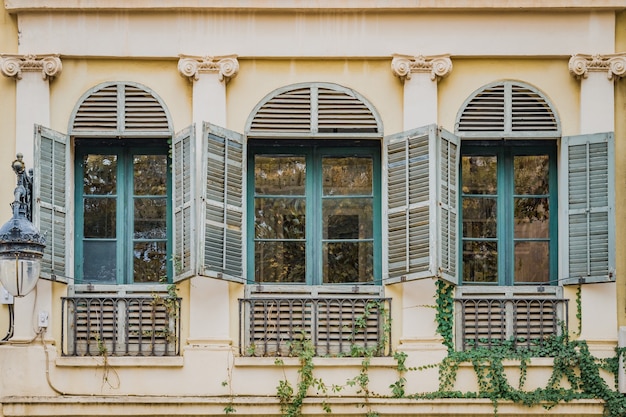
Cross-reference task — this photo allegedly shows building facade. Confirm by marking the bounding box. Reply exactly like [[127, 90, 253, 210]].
[[0, 1, 625, 416]]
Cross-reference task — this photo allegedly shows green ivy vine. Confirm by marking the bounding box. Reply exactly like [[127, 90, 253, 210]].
[[245, 280, 626, 417]]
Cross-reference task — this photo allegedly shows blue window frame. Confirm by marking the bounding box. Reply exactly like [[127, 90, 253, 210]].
[[460, 141, 557, 286], [75, 140, 172, 284], [247, 141, 381, 285]]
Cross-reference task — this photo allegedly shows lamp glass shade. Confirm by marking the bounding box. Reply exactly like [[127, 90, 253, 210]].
[[0, 255, 41, 297]]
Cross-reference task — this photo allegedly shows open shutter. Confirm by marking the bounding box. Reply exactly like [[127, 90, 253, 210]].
[[172, 125, 195, 282], [384, 124, 459, 285], [560, 132, 615, 285], [33, 125, 69, 282], [199, 122, 245, 283], [438, 128, 460, 283]]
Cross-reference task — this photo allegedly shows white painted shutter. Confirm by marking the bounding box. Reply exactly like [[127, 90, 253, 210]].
[[560, 132, 615, 285], [33, 125, 69, 282], [199, 122, 245, 283], [172, 125, 195, 282], [384, 125, 459, 285]]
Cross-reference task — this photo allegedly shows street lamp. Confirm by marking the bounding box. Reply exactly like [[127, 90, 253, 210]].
[[0, 154, 45, 297]]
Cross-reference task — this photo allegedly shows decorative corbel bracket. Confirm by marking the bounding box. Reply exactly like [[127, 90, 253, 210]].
[[569, 53, 626, 81], [178, 54, 239, 84], [391, 53, 452, 82], [0, 54, 62, 81]]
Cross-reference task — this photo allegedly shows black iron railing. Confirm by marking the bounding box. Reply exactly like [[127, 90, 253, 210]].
[[239, 297, 391, 357], [455, 297, 568, 351], [62, 295, 181, 357]]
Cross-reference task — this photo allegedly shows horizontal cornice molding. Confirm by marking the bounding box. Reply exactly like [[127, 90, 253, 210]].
[[5, 0, 626, 12]]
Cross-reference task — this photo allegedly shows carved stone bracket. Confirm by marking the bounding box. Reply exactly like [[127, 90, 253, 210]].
[[569, 53, 626, 80], [391, 53, 452, 82], [178, 55, 239, 83], [0, 54, 62, 80]]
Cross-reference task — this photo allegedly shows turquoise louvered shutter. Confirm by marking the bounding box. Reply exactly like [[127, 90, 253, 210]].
[[199, 122, 245, 283], [560, 132, 615, 285], [33, 125, 69, 282], [384, 124, 459, 285], [172, 125, 196, 282]]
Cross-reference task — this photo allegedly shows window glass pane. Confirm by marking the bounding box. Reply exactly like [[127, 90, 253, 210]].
[[514, 197, 549, 238], [254, 241, 305, 283], [514, 241, 549, 283], [255, 155, 306, 195], [133, 241, 167, 283], [322, 156, 373, 196], [514, 155, 549, 195], [134, 154, 167, 196], [255, 198, 305, 239], [84, 198, 116, 238], [323, 198, 372, 239], [83, 241, 117, 283], [323, 242, 373, 283], [462, 197, 497, 238], [134, 198, 167, 239], [83, 154, 116, 195], [462, 241, 497, 283], [462, 155, 497, 195]]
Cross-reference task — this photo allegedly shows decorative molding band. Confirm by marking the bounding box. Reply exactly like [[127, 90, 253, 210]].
[[0, 54, 62, 80], [569, 53, 626, 80], [178, 54, 239, 83], [391, 53, 452, 82]]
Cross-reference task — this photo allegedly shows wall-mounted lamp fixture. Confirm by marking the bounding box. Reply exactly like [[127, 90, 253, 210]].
[[0, 154, 45, 297]]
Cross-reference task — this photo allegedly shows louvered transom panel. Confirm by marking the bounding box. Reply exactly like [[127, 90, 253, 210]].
[[72, 84, 119, 132], [241, 297, 391, 357], [511, 85, 558, 131], [457, 81, 559, 135], [457, 297, 566, 351], [317, 88, 379, 133], [124, 85, 170, 131], [248, 84, 381, 136], [457, 85, 505, 132], [249, 87, 312, 133], [71, 82, 172, 135]]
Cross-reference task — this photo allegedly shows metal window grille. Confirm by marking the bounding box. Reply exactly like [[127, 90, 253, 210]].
[[455, 297, 568, 351], [239, 297, 391, 357], [62, 294, 181, 357]]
